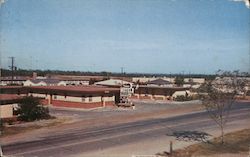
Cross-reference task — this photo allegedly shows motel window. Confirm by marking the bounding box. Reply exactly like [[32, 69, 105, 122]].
[[89, 96, 93, 102], [82, 97, 85, 102], [54, 95, 57, 99]]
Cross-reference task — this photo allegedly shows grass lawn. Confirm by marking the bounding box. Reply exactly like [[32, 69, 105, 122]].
[[158, 129, 250, 157]]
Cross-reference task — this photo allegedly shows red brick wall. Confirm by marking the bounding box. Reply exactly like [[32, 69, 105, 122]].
[[154, 96, 164, 100], [104, 101, 116, 107], [40, 99, 49, 105], [130, 95, 139, 99], [51, 100, 115, 109], [139, 96, 151, 99]]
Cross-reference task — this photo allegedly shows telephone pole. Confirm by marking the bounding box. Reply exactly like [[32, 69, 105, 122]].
[[121, 67, 124, 75], [8, 57, 15, 84], [121, 67, 124, 85]]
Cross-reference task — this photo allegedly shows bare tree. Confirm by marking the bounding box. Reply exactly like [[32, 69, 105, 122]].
[[200, 70, 246, 144]]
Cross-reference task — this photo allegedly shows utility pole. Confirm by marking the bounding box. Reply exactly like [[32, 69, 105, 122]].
[[249, 50, 250, 74], [8, 57, 15, 84], [121, 67, 124, 75], [121, 67, 124, 85]]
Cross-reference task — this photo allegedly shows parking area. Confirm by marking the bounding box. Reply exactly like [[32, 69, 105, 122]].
[[48, 100, 202, 123]]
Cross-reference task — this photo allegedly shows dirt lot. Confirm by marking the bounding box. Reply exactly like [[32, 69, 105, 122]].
[[1, 117, 72, 136]]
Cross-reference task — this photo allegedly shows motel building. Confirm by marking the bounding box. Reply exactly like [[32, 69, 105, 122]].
[[15, 86, 120, 109], [26, 86, 120, 109], [133, 85, 190, 100]]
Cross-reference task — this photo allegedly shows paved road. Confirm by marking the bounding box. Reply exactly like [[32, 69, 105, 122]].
[[2, 102, 250, 157]]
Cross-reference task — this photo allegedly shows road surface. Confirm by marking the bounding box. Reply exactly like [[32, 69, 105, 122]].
[[2, 101, 250, 157]]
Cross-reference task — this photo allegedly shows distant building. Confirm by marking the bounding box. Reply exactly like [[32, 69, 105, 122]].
[[184, 78, 205, 84], [147, 78, 173, 87], [63, 80, 89, 86], [94, 79, 133, 88], [0, 76, 29, 86], [132, 77, 175, 84], [133, 85, 190, 100], [133, 77, 205, 85], [132, 77, 157, 83], [183, 84, 192, 88], [47, 75, 107, 85], [23, 79, 66, 86]]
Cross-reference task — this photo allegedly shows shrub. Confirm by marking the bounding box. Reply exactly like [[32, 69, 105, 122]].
[[17, 96, 51, 122], [174, 95, 193, 101], [246, 90, 250, 96]]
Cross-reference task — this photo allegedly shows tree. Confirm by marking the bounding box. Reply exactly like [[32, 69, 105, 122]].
[[89, 78, 96, 85], [175, 76, 184, 86], [199, 71, 246, 144], [17, 96, 51, 122]]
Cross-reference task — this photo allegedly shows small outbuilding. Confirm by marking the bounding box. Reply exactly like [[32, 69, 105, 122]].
[[0, 94, 23, 119]]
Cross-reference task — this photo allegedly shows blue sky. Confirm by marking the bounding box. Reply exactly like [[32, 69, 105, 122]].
[[0, 0, 249, 74]]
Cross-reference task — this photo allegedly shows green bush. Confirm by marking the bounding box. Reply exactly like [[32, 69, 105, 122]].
[[246, 90, 250, 96], [17, 96, 51, 122]]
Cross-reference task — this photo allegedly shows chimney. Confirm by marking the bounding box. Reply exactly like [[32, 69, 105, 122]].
[[33, 72, 37, 79]]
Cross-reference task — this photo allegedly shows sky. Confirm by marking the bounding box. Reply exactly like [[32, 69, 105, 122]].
[[0, 0, 249, 74]]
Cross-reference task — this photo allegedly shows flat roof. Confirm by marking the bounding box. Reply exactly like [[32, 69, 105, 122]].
[[26, 85, 120, 94], [0, 94, 23, 101], [0, 94, 23, 105], [1, 85, 120, 96]]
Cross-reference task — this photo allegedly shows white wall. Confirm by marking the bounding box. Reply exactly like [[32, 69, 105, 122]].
[[30, 93, 47, 98], [132, 77, 157, 83], [58, 81, 67, 86], [103, 96, 115, 102], [172, 90, 190, 98], [51, 95, 114, 103], [23, 80, 35, 86], [24, 80, 47, 86]]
